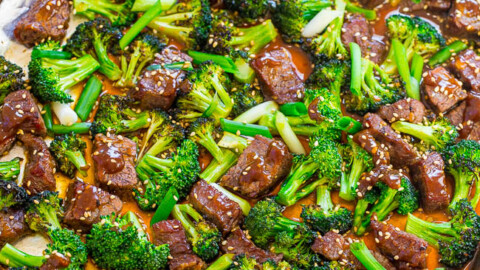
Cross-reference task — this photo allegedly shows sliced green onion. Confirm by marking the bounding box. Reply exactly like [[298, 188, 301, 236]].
[[203, 94, 220, 118], [75, 76, 103, 122], [51, 123, 92, 134], [217, 132, 250, 152], [275, 111, 306, 154], [350, 42, 362, 96], [428, 40, 468, 66], [31, 50, 72, 60], [220, 118, 272, 138], [280, 102, 308, 116], [410, 53, 424, 83], [393, 39, 419, 100], [206, 254, 234, 270], [42, 104, 53, 131], [335, 116, 362, 134], [233, 57, 255, 83], [188, 51, 238, 73], [234, 101, 279, 124], [150, 187, 179, 226], [345, 2, 376, 20], [350, 241, 386, 270]]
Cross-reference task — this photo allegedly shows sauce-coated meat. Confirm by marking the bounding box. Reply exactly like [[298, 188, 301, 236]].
[[400, 0, 452, 12], [63, 181, 123, 232], [3, 90, 46, 137], [377, 99, 426, 124], [423, 66, 467, 114], [188, 180, 243, 235], [445, 101, 466, 127], [39, 252, 70, 270], [14, 0, 70, 47], [220, 135, 292, 198], [449, 49, 480, 92], [448, 0, 480, 37], [0, 208, 29, 247]]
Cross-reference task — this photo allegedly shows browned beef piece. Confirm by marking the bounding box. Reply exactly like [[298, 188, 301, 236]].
[[220, 135, 292, 198], [363, 113, 418, 166], [63, 181, 123, 232], [0, 113, 16, 156], [371, 220, 428, 268], [410, 152, 450, 212], [221, 228, 283, 263], [423, 66, 467, 113], [311, 231, 363, 269], [354, 129, 390, 166], [252, 48, 304, 104], [14, 0, 70, 47], [448, 0, 480, 37], [39, 252, 70, 270], [93, 134, 138, 199], [372, 251, 397, 270], [130, 46, 192, 110], [357, 165, 406, 195], [152, 219, 206, 270], [19, 134, 56, 195], [0, 208, 29, 246], [445, 101, 466, 127], [467, 121, 480, 141], [357, 0, 385, 8], [399, 0, 451, 12], [341, 14, 386, 63], [2, 90, 46, 137], [449, 49, 480, 92], [189, 180, 243, 235], [377, 99, 426, 124]]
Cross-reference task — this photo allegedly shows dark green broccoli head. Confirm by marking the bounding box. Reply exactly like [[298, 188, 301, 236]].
[[301, 204, 352, 234], [307, 56, 350, 97], [383, 178, 419, 215], [230, 82, 264, 118], [228, 254, 259, 270], [188, 117, 223, 160], [224, 0, 270, 19], [87, 213, 170, 270], [74, 0, 136, 26], [262, 259, 297, 270], [46, 228, 88, 270], [25, 191, 63, 234], [0, 180, 27, 209], [271, 228, 319, 268], [304, 87, 342, 123], [49, 133, 88, 178], [306, 15, 347, 59], [309, 134, 342, 183], [191, 220, 221, 261], [0, 56, 24, 104]]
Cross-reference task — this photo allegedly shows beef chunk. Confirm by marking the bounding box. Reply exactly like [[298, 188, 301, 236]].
[[448, 0, 480, 37], [354, 129, 390, 166], [220, 135, 292, 198], [311, 231, 363, 269], [0, 208, 29, 246], [14, 0, 71, 47], [466, 121, 480, 141], [19, 134, 56, 195], [377, 99, 426, 124], [252, 48, 304, 104], [152, 219, 206, 270], [357, 165, 406, 195], [410, 152, 450, 212], [0, 114, 16, 156], [39, 252, 70, 270], [449, 49, 480, 92], [63, 181, 123, 232], [400, 0, 451, 12], [3, 90, 46, 137], [371, 220, 428, 268], [357, 0, 385, 8], [189, 180, 243, 235], [93, 134, 138, 199], [423, 66, 467, 113], [341, 14, 386, 63], [220, 228, 283, 263], [130, 46, 192, 110], [445, 101, 466, 127], [363, 113, 418, 166]]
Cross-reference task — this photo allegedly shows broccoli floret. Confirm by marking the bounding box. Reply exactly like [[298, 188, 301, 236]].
[[188, 117, 223, 161], [276, 133, 342, 206], [301, 185, 353, 234], [441, 140, 480, 209], [176, 62, 233, 123], [64, 18, 123, 81], [224, 0, 270, 19], [353, 178, 419, 235], [0, 157, 21, 181], [172, 204, 221, 261], [134, 139, 200, 210], [205, 10, 277, 55], [382, 14, 445, 74], [90, 94, 150, 135], [28, 41, 100, 104], [25, 191, 63, 234], [115, 33, 166, 88], [73, 0, 135, 26], [230, 82, 264, 118], [272, 0, 332, 42], [49, 133, 88, 178], [339, 138, 373, 201], [148, 0, 212, 49], [0, 179, 27, 209], [406, 199, 480, 268], [228, 255, 259, 270], [303, 87, 342, 123], [262, 260, 297, 270], [0, 56, 24, 104], [306, 56, 350, 100], [350, 240, 386, 270], [392, 117, 458, 151], [306, 15, 347, 59], [87, 212, 170, 270]]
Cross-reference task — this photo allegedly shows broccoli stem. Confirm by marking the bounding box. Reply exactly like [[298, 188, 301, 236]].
[[449, 170, 473, 209], [51, 122, 92, 134], [143, 154, 174, 171], [172, 204, 203, 241], [317, 185, 333, 211], [147, 20, 192, 44], [350, 241, 386, 270], [275, 111, 306, 155], [118, 46, 142, 87], [410, 53, 424, 83], [0, 244, 44, 268], [92, 36, 122, 81], [391, 121, 439, 148], [193, 131, 224, 161], [0, 158, 21, 181], [353, 198, 370, 235], [405, 213, 455, 248], [233, 101, 279, 124], [368, 188, 398, 221], [76, 0, 127, 21], [211, 183, 252, 214], [42, 104, 53, 131], [120, 111, 150, 133], [217, 132, 250, 153], [339, 155, 365, 201], [428, 40, 468, 66], [229, 21, 278, 54], [392, 39, 419, 100], [64, 150, 88, 177], [206, 254, 234, 270], [200, 149, 239, 184], [350, 42, 362, 96], [123, 211, 147, 237]]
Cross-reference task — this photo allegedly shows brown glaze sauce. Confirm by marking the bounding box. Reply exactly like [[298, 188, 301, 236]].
[[92, 139, 125, 176]]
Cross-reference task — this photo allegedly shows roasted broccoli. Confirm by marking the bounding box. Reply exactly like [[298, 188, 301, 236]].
[[406, 199, 480, 268], [49, 133, 88, 178], [28, 41, 100, 104], [223, 0, 270, 19], [188, 117, 223, 161], [90, 94, 150, 135], [230, 82, 264, 118], [0, 56, 24, 104], [229, 255, 259, 270], [172, 204, 221, 261], [0, 180, 27, 209], [25, 191, 63, 234], [306, 11, 347, 59], [64, 18, 123, 80], [87, 212, 170, 270], [306, 56, 350, 100], [73, 0, 136, 26]]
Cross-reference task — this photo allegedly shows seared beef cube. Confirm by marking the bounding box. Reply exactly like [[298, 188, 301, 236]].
[[152, 219, 206, 270], [0, 208, 29, 246], [445, 101, 466, 127], [410, 152, 450, 212], [449, 49, 480, 92], [363, 113, 418, 166], [14, 0, 71, 47], [130, 46, 192, 110], [466, 121, 480, 141], [354, 129, 390, 166], [377, 99, 426, 124], [448, 0, 480, 37], [0, 114, 15, 155], [189, 180, 243, 235], [252, 48, 304, 104], [221, 229, 283, 263], [423, 67, 467, 113], [93, 134, 138, 199], [63, 181, 123, 232], [371, 220, 428, 268], [357, 165, 406, 195], [341, 14, 386, 63], [39, 252, 70, 270], [19, 134, 56, 195], [357, 0, 385, 8], [400, 0, 451, 12], [2, 90, 46, 137], [220, 135, 292, 198], [311, 231, 363, 269]]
